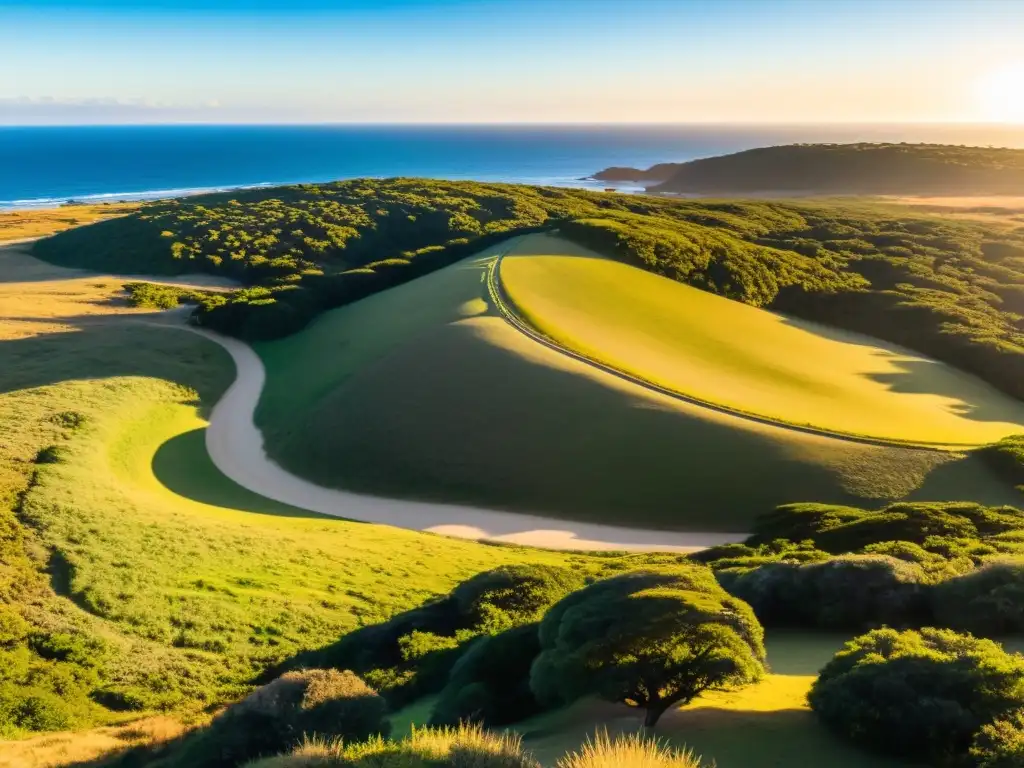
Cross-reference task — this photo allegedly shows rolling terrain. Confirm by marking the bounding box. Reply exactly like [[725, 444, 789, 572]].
[[255, 234, 1018, 532], [592, 143, 1024, 195], [500, 234, 1024, 447]]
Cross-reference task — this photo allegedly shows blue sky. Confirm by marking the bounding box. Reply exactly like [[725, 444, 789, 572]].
[[2, 0, 1024, 124]]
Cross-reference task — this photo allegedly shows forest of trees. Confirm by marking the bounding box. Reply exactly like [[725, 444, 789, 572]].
[[33, 177, 1024, 401], [592, 143, 1024, 194]]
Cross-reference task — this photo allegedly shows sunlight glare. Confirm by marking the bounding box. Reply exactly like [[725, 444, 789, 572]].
[[976, 63, 1024, 123]]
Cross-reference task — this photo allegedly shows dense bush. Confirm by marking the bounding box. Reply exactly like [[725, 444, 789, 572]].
[[747, 502, 1024, 553], [809, 628, 1024, 764], [123, 282, 211, 309], [531, 566, 765, 727], [280, 564, 586, 708], [449, 564, 588, 633], [430, 623, 544, 727], [933, 559, 1024, 636], [720, 555, 929, 630], [971, 709, 1024, 767], [167, 669, 389, 768], [32, 176, 1024, 401]]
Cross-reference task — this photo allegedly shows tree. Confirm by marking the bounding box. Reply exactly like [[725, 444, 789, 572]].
[[530, 568, 765, 727], [809, 627, 1024, 764]]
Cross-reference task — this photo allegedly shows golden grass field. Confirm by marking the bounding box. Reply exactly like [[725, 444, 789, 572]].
[[255, 237, 1019, 533], [0, 203, 139, 244], [500, 234, 1024, 447]]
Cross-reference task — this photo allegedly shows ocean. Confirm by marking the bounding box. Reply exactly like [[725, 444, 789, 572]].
[[3, 123, 1024, 209]]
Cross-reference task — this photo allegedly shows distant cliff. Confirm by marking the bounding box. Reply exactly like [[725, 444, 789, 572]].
[[592, 143, 1024, 195]]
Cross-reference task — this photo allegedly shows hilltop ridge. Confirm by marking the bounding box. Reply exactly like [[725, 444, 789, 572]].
[[592, 143, 1024, 195]]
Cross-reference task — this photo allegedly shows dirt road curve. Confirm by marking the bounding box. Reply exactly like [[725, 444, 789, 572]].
[[182, 323, 748, 553]]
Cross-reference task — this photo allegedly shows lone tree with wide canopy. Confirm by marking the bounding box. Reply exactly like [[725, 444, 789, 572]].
[[530, 567, 766, 727]]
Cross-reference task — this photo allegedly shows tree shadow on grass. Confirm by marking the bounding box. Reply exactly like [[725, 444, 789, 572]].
[[521, 698, 912, 768], [779, 313, 1024, 428]]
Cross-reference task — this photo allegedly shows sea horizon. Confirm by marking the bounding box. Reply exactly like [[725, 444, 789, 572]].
[[4, 122, 1024, 210]]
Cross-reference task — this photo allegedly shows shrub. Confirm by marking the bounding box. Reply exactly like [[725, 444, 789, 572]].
[[450, 564, 588, 633], [809, 627, 1024, 764], [285, 565, 586, 709], [932, 559, 1024, 635], [168, 669, 389, 767], [555, 730, 704, 768], [531, 567, 765, 727], [431, 623, 544, 727], [723, 554, 928, 630], [971, 709, 1024, 767]]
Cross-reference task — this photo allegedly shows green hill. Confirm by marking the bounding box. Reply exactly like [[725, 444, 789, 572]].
[[592, 143, 1024, 195], [254, 234, 1018, 532], [500, 234, 1024, 447]]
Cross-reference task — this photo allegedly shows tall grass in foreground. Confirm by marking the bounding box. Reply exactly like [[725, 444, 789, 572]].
[[244, 725, 704, 767], [555, 730, 705, 768]]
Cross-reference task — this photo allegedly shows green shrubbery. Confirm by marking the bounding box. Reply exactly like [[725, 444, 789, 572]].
[[123, 282, 212, 310], [280, 565, 586, 709], [163, 669, 389, 768], [971, 709, 1024, 767], [531, 566, 766, 727], [809, 628, 1024, 765], [33, 178, 1024, 401], [699, 501, 1024, 633], [720, 554, 930, 630], [430, 623, 543, 727]]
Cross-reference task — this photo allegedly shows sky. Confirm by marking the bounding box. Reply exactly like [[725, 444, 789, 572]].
[[2, 0, 1024, 125]]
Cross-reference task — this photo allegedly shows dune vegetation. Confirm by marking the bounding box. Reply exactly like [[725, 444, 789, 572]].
[[500, 234, 1024, 446]]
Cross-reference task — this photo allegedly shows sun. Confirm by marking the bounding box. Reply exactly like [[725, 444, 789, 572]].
[[975, 63, 1024, 123]]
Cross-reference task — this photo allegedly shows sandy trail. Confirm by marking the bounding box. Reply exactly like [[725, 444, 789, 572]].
[[170, 320, 746, 553]]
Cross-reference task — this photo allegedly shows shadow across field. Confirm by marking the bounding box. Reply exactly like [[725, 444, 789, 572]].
[[0, 322, 228, 416], [151, 426, 331, 520]]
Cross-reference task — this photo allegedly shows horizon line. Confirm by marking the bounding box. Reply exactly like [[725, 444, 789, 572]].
[[3, 120, 1024, 129]]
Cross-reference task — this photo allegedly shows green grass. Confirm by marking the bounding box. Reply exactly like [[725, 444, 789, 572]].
[[388, 632, 909, 768], [500, 234, 1024, 447], [255, 236, 1018, 533], [0, 301, 590, 728]]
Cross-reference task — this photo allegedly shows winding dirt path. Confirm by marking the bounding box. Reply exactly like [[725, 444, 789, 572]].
[[177, 321, 747, 553]]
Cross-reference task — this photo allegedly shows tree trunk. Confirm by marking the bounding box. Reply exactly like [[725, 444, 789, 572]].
[[644, 702, 669, 728]]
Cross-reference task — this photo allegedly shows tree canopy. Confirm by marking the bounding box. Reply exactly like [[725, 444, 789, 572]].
[[31, 176, 1024, 401], [530, 567, 766, 727], [809, 627, 1024, 764]]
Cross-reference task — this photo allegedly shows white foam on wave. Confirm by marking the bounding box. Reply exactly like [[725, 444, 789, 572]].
[[0, 181, 286, 211], [0, 174, 639, 212]]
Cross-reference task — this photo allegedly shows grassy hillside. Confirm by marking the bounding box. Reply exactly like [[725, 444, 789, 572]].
[[592, 143, 1024, 195], [0, 202, 139, 243], [255, 236, 1017, 532], [30, 179, 1024, 409], [501, 234, 1024, 446], [0, 251, 594, 738]]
